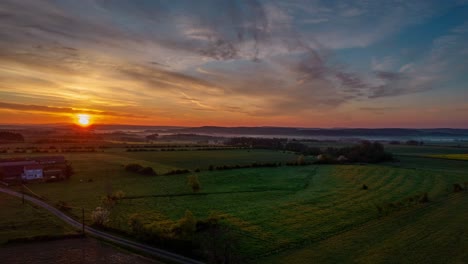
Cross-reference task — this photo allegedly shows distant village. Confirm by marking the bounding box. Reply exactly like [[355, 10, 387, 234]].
[[0, 156, 71, 184]]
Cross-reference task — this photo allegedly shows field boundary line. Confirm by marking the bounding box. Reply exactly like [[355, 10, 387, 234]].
[[123, 188, 293, 199]]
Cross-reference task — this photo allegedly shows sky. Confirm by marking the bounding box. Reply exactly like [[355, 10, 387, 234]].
[[0, 0, 467, 128]]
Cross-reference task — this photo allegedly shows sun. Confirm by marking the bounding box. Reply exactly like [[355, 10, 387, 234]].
[[76, 114, 91, 127]]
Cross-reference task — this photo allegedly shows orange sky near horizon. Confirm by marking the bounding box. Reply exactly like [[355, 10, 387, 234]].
[[0, 104, 466, 128]]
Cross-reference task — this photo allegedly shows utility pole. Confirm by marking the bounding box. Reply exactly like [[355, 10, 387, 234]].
[[82, 208, 85, 236]]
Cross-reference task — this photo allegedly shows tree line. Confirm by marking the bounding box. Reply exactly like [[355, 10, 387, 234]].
[[0, 131, 24, 142]]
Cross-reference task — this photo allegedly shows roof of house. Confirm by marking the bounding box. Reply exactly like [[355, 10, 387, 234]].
[[34, 156, 66, 163], [24, 165, 44, 170], [0, 161, 37, 167], [0, 165, 24, 176]]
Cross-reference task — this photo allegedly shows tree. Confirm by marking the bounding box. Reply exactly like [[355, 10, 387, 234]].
[[145, 133, 159, 141], [91, 207, 110, 226], [0, 167, 4, 181], [125, 163, 144, 172], [297, 155, 305, 165], [139, 166, 157, 176], [0, 131, 24, 142], [175, 210, 197, 239], [188, 175, 201, 193], [64, 163, 74, 179], [110, 190, 126, 201]]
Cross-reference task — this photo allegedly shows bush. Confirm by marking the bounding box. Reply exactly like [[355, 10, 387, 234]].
[[173, 210, 197, 239], [453, 183, 464, 193], [110, 190, 125, 201], [188, 175, 201, 193], [419, 192, 429, 203], [140, 166, 157, 176], [125, 163, 157, 176], [125, 163, 144, 173], [56, 201, 72, 212], [165, 169, 190, 175], [91, 207, 110, 226]]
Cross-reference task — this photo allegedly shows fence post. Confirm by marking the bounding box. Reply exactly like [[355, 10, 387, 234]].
[[82, 208, 85, 235]]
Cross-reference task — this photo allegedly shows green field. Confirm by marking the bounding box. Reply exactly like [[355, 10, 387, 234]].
[[262, 193, 468, 264], [386, 144, 468, 156], [0, 193, 77, 244], [426, 154, 468, 161], [2, 146, 468, 261]]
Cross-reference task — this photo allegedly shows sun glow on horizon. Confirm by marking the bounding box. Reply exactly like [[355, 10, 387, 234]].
[[76, 114, 91, 127]]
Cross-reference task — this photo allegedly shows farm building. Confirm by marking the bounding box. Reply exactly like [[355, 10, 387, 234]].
[[23, 164, 44, 180], [0, 156, 68, 183]]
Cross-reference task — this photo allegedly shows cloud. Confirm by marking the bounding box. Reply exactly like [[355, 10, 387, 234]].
[[0, 101, 146, 118], [0, 0, 465, 125]]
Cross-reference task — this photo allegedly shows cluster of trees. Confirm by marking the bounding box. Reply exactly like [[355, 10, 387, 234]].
[[320, 141, 393, 163], [124, 163, 157, 176], [127, 210, 198, 254], [165, 169, 191, 175], [127, 211, 239, 262], [284, 142, 322, 155], [124, 164, 194, 176], [228, 137, 286, 149], [126, 147, 239, 152], [228, 137, 392, 164], [208, 162, 282, 171], [126, 144, 225, 149], [0, 131, 24, 142], [145, 133, 159, 141], [0, 146, 97, 154], [389, 140, 424, 146]]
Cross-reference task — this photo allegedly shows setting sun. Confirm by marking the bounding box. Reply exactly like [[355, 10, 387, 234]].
[[76, 114, 91, 126]]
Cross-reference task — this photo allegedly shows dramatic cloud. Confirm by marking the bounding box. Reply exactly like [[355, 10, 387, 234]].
[[0, 101, 146, 118], [0, 0, 466, 127]]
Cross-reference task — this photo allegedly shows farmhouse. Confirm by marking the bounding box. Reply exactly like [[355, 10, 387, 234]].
[[0, 156, 68, 183], [23, 164, 44, 180]]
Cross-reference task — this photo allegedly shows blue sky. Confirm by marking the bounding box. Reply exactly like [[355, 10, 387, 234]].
[[0, 0, 467, 127]]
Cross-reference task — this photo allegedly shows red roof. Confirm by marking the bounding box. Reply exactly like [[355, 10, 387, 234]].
[[24, 165, 43, 170]]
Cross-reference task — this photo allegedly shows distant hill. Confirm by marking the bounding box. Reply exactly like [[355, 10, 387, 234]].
[[169, 127, 468, 139]]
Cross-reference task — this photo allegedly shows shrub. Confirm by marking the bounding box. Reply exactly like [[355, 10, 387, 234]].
[[110, 190, 125, 201], [173, 210, 197, 239], [419, 192, 429, 203], [188, 175, 201, 193], [140, 166, 157, 176], [125, 163, 144, 173], [56, 201, 72, 212], [91, 207, 110, 226]]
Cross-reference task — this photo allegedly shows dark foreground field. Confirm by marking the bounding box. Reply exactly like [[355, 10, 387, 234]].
[[0, 238, 156, 264], [262, 192, 468, 264]]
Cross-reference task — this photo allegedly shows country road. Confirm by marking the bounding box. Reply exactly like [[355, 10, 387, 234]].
[[0, 187, 204, 264]]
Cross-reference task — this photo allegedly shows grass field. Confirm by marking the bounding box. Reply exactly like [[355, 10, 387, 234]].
[[385, 144, 468, 156], [0, 193, 77, 244], [261, 193, 468, 264], [426, 154, 468, 161], [3, 146, 468, 261]]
